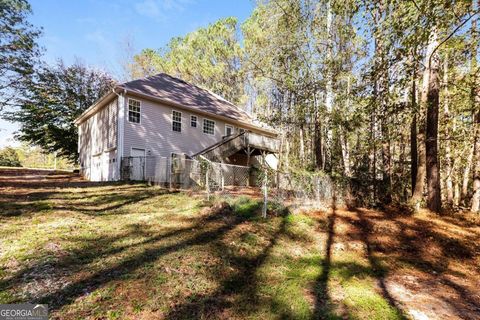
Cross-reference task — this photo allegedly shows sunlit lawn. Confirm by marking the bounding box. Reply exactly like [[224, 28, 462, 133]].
[[2, 171, 477, 319]]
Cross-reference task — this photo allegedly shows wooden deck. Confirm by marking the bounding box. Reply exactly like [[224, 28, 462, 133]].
[[192, 131, 279, 162]]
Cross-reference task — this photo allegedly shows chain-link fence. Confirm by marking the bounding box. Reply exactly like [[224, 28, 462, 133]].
[[265, 170, 340, 211], [120, 156, 340, 214], [120, 156, 250, 190]]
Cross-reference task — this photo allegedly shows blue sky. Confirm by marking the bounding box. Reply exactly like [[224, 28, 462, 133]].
[[0, 0, 254, 147]]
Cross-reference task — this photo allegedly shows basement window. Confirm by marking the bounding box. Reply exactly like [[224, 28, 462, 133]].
[[128, 99, 141, 123], [172, 110, 182, 132], [203, 119, 215, 135]]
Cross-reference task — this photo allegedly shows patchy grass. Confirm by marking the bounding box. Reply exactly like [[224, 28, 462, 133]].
[[0, 169, 479, 319]]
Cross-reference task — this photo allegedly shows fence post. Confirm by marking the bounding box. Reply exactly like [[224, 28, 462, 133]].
[[169, 158, 172, 190], [206, 166, 210, 201], [262, 171, 267, 218], [144, 156, 147, 181], [221, 167, 225, 192]]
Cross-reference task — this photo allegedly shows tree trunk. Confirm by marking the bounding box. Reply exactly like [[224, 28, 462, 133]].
[[411, 71, 418, 195], [299, 125, 305, 162], [443, 54, 454, 205], [454, 176, 460, 206], [314, 94, 324, 170], [471, 115, 480, 212], [370, 109, 377, 202], [325, 0, 334, 171], [341, 76, 352, 177], [381, 121, 392, 203], [411, 115, 418, 195], [425, 29, 441, 213], [411, 32, 437, 208], [340, 130, 351, 177], [470, 0, 480, 212], [462, 143, 475, 203]]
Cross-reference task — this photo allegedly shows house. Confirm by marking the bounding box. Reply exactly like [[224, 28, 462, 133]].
[[74, 73, 278, 182]]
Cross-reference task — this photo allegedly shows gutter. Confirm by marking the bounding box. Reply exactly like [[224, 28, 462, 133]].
[[74, 86, 277, 137], [122, 88, 277, 137]]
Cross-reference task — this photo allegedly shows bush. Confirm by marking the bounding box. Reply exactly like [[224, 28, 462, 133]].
[[0, 147, 22, 167]]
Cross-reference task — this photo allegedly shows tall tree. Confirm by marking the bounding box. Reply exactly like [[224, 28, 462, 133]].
[[425, 28, 441, 212], [0, 0, 42, 111], [131, 17, 245, 106], [5, 61, 116, 162], [471, 0, 480, 212]]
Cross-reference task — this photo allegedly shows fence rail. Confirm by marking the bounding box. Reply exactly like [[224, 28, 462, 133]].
[[120, 156, 339, 211]]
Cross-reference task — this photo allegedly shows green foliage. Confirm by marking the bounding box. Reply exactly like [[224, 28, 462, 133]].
[[15, 144, 73, 169], [130, 17, 245, 105], [0, 0, 42, 110], [5, 61, 116, 163], [230, 196, 261, 218], [0, 147, 21, 167]]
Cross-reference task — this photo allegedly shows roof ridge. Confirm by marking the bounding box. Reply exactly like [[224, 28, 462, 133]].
[[121, 73, 167, 86], [148, 73, 252, 119]]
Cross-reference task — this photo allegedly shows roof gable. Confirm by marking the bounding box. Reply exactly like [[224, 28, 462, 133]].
[[118, 73, 252, 123]]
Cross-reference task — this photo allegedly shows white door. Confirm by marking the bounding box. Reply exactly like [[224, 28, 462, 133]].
[[130, 148, 145, 180], [91, 155, 101, 181]]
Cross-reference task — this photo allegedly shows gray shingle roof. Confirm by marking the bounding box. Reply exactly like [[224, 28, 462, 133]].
[[118, 73, 253, 124]]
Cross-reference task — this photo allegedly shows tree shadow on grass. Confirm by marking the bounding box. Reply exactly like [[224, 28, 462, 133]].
[[0, 184, 176, 218], [313, 192, 409, 320], [163, 217, 289, 319], [354, 208, 407, 318], [351, 207, 480, 320], [313, 200, 338, 319], [1, 205, 242, 312]]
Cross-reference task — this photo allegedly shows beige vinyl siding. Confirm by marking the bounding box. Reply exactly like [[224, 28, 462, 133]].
[[78, 98, 118, 180], [123, 96, 238, 158]]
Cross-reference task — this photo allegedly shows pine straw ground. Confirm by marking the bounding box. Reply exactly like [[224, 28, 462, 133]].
[[0, 169, 479, 320]]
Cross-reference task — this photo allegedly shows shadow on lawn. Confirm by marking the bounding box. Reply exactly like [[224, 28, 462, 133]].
[[1, 204, 243, 312], [313, 195, 337, 319], [163, 213, 290, 319], [347, 207, 480, 320], [0, 183, 175, 218], [313, 194, 409, 320]]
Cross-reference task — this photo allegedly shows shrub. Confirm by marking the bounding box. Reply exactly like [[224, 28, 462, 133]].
[[0, 147, 22, 167]]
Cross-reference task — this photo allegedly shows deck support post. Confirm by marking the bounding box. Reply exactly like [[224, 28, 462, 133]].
[[245, 145, 255, 187]]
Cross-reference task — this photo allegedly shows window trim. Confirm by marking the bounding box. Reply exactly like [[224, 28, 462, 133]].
[[190, 115, 197, 128], [225, 124, 234, 136], [203, 118, 215, 135], [127, 98, 141, 124], [172, 109, 182, 133]]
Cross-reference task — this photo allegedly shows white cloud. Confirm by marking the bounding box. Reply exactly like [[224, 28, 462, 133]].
[[85, 30, 107, 44], [134, 0, 194, 20], [134, 0, 163, 19]]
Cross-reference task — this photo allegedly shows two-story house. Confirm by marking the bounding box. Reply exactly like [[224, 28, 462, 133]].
[[74, 73, 278, 181]]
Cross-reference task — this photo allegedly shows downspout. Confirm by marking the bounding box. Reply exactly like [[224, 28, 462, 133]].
[[114, 88, 127, 181]]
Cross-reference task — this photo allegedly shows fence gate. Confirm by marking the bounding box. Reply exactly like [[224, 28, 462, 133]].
[[130, 157, 145, 180]]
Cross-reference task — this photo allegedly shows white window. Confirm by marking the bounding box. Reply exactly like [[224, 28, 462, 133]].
[[238, 128, 245, 134], [203, 119, 215, 135], [128, 99, 141, 123], [191, 115, 197, 127], [225, 125, 233, 136], [172, 110, 182, 132]]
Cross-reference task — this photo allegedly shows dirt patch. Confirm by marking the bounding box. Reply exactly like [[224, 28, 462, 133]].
[[325, 207, 480, 320]]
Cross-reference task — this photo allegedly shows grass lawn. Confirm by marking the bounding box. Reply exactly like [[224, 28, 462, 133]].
[[0, 169, 479, 319]]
